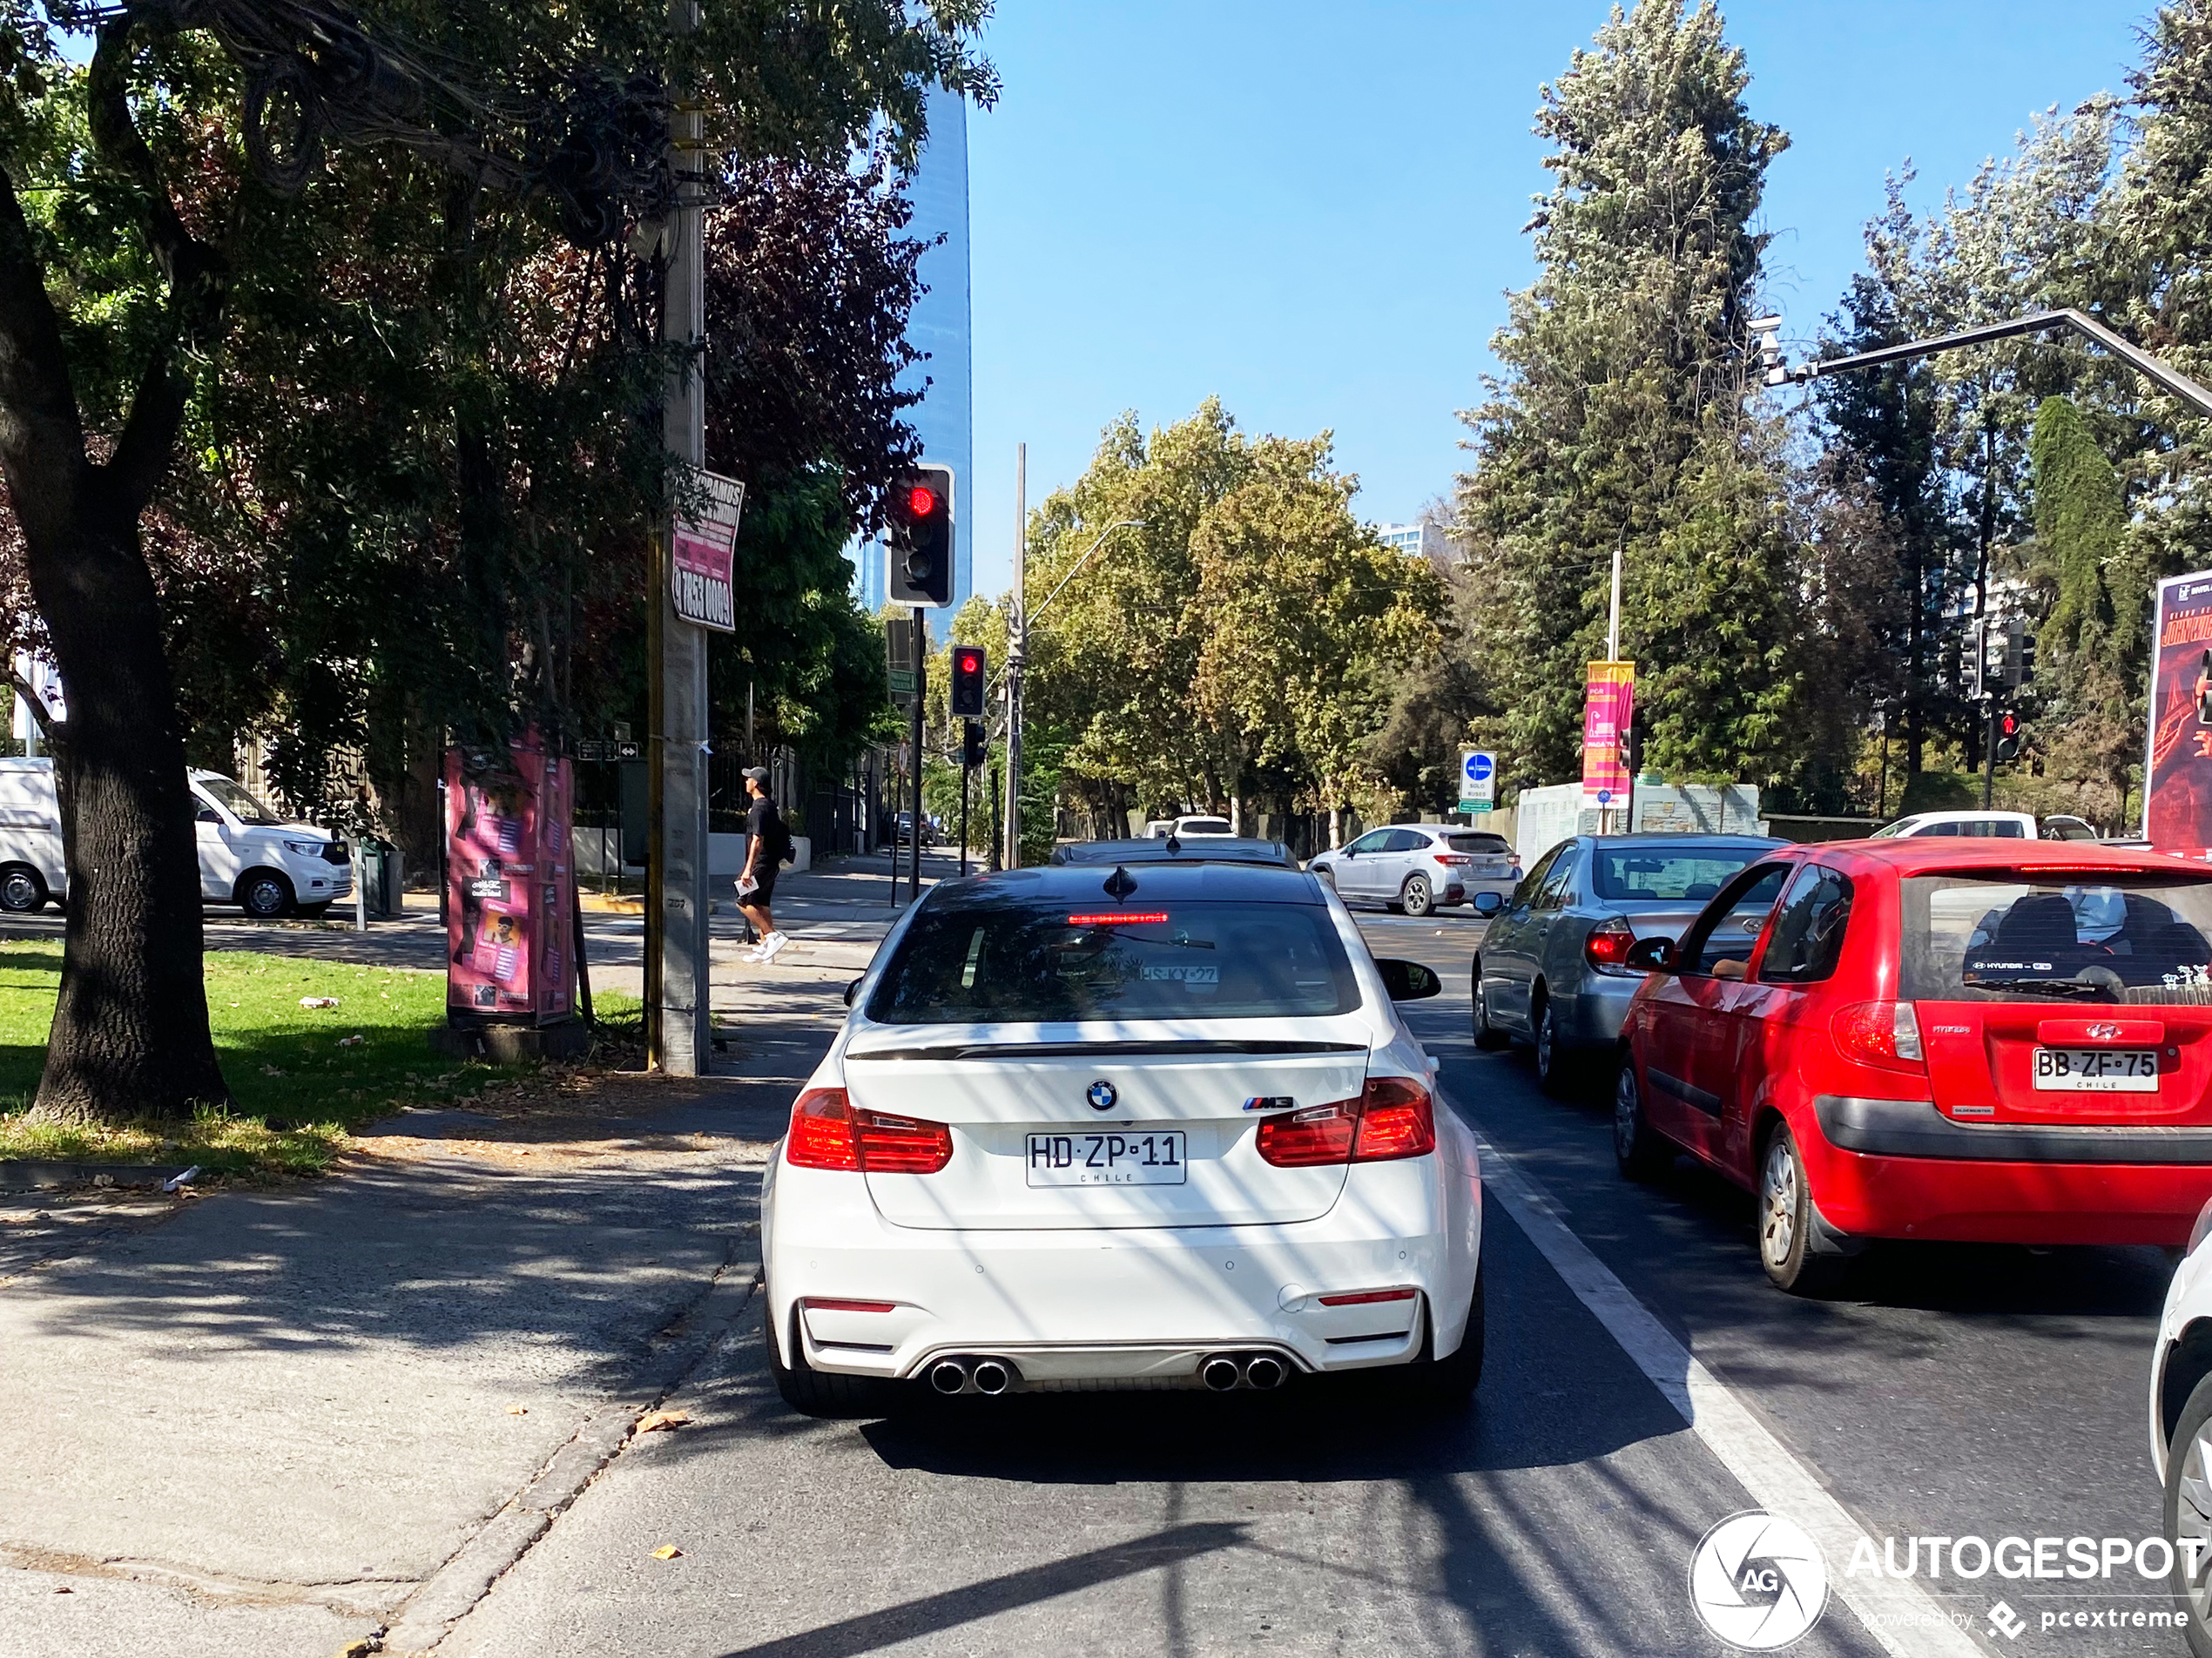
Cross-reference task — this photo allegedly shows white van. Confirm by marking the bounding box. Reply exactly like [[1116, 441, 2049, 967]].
[[0, 760, 351, 918]]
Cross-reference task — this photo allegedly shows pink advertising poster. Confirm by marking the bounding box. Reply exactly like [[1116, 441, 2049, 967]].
[[1581, 661, 1636, 806], [445, 737, 576, 1024]]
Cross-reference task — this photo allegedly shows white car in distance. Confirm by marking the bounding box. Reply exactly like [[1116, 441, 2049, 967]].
[[760, 857, 1485, 1412]]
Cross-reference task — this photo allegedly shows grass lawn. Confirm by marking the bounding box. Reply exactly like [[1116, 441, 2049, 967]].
[[0, 942, 637, 1178]]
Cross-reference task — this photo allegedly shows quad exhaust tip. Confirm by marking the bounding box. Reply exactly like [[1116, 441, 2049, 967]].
[[1202, 1351, 1290, 1392], [927, 1356, 1018, 1396]]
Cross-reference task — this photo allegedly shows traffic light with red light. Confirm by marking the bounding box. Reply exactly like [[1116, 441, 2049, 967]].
[[887, 466, 955, 607], [950, 644, 987, 718], [1995, 709, 2025, 764]]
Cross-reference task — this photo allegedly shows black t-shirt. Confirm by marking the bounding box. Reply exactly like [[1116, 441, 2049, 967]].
[[746, 795, 784, 862]]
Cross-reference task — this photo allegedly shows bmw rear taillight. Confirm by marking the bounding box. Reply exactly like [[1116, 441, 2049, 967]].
[[1256, 1076, 1434, 1167], [1254, 1102, 1357, 1166], [785, 1087, 954, 1174], [1584, 915, 1636, 974], [1831, 1001, 1925, 1074], [1352, 1076, 1435, 1160]]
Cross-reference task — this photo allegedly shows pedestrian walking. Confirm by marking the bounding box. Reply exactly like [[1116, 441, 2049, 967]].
[[738, 766, 790, 963]]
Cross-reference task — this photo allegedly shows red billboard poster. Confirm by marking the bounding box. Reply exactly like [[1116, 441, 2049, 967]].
[[1581, 660, 1635, 807], [2147, 571, 2212, 852], [671, 471, 745, 633], [444, 738, 576, 1023]]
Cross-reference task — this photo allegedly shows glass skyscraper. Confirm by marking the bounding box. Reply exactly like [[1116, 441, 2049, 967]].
[[856, 87, 973, 643]]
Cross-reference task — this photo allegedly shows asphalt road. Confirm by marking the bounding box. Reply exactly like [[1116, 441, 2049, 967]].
[[435, 904, 2180, 1658]]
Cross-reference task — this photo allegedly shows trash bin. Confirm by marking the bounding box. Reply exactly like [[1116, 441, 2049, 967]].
[[361, 839, 396, 919]]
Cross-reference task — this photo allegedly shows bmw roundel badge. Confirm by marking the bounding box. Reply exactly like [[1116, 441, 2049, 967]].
[[1086, 1080, 1118, 1113]]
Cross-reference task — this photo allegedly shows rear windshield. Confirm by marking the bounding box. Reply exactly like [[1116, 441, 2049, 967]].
[[1902, 873, 2212, 1003], [1447, 833, 1509, 854], [866, 896, 1360, 1024], [1177, 819, 1232, 835], [1592, 846, 1765, 903]]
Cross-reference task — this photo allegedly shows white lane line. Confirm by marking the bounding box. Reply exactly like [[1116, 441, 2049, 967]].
[[1463, 1118, 1986, 1658]]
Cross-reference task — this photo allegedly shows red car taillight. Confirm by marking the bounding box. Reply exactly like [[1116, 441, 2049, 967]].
[[1831, 1001, 1925, 1075], [1256, 1076, 1435, 1167], [785, 1087, 954, 1174], [1584, 915, 1636, 974], [1433, 852, 1471, 867]]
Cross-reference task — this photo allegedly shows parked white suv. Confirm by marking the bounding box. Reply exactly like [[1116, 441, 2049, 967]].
[[1870, 809, 2038, 839], [0, 759, 350, 917], [1307, 824, 1521, 916]]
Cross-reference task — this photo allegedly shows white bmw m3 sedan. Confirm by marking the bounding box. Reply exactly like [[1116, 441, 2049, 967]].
[[759, 856, 1485, 1414]]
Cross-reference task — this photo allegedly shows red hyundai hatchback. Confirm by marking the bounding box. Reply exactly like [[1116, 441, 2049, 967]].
[[1615, 840, 2212, 1293]]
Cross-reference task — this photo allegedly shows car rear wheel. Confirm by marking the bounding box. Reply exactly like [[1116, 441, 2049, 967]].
[[764, 1293, 901, 1419], [1613, 1055, 1671, 1179], [1471, 967, 1509, 1050], [236, 870, 293, 920], [1757, 1123, 1848, 1297], [0, 863, 46, 913], [1533, 999, 1576, 1096], [2164, 1372, 2212, 1655], [1401, 873, 1434, 918], [1384, 1271, 1484, 1407]]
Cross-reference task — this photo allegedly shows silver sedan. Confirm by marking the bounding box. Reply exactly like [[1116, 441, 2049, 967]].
[[1470, 833, 1784, 1094]]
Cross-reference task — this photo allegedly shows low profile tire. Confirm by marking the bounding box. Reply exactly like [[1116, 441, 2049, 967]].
[[0, 863, 46, 913], [1533, 999, 1577, 1097], [2164, 1372, 2212, 1655], [1471, 967, 1510, 1050], [1388, 1273, 1485, 1406], [236, 870, 293, 920], [1402, 873, 1434, 918], [1613, 1054, 1671, 1180], [1757, 1122, 1849, 1297], [764, 1294, 900, 1419]]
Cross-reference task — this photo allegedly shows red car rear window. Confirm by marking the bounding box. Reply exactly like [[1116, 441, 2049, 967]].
[[1900, 871, 2212, 1003]]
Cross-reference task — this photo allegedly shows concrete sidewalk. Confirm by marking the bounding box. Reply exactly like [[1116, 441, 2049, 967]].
[[0, 974, 853, 1657]]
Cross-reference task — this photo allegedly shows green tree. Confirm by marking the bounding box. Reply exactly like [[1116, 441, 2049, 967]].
[[0, 0, 989, 1125], [1456, 0, 1798, 790]]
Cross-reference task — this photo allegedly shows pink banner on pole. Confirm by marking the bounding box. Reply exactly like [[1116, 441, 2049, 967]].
[[1581, 661, 1635, 807], [445, 735, 575, 1024]]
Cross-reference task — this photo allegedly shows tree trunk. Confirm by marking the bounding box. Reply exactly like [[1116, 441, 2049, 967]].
[[24, 489, 228, 1122]]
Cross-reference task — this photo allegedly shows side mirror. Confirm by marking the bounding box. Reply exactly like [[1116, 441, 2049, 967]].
[[843, 979, 861, 1008], [1471, 891, 1505, 917], [1343, 847, 1359, 859], [1375, 958, 1442, 1001], [1623, 937, 1675, 973]]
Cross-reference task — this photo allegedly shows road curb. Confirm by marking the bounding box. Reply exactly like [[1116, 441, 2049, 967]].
[[380, 1250, 764, 1655]]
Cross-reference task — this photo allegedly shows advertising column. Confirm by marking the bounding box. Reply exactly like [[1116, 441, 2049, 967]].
[[444, 735, 577, 1028], [2146, 572, 2212, 852]]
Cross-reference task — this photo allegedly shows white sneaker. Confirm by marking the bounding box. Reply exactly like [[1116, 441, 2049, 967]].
[[740, 942, 767, 963], [760, 931, 790, 962]]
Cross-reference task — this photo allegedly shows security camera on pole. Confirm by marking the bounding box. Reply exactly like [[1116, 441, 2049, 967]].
[[887, 466, 955, 902]]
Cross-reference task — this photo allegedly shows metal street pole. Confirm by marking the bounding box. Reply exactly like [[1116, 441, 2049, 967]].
[[909, 607, 926, 903], [1604, 526, 1624, 839], [1004, 442, 1025, 869], [646, 0, 711, 1075]]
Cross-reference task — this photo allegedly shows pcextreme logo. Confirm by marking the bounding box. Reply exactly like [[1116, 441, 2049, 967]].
[[1689, 1509, 1831, 1649]]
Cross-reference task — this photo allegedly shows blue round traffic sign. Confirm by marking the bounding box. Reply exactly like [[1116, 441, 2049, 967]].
[[1465, 752, 1494, 783], [1596, 789, 1614, 805]]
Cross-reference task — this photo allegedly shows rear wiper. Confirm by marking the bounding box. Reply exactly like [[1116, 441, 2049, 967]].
[[1964, 976, 2118, 1001]]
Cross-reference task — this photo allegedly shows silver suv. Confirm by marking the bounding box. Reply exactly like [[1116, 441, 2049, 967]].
[[1307, 824, 1520, 916]]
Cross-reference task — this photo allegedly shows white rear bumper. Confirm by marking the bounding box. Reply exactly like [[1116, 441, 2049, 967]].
[[765, 1156, 1480, 1385]]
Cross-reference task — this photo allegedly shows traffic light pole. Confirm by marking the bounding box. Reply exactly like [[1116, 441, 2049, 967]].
[[1983, 697, 1999, 810], [909, 607, 926, 905], [1004, 442, 1025, 871]]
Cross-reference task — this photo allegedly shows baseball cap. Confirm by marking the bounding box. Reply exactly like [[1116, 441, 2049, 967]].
[[742, 765, 769, 784]]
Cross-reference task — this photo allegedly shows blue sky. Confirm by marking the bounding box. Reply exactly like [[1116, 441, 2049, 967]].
[[959, 0, 2147, 603]]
